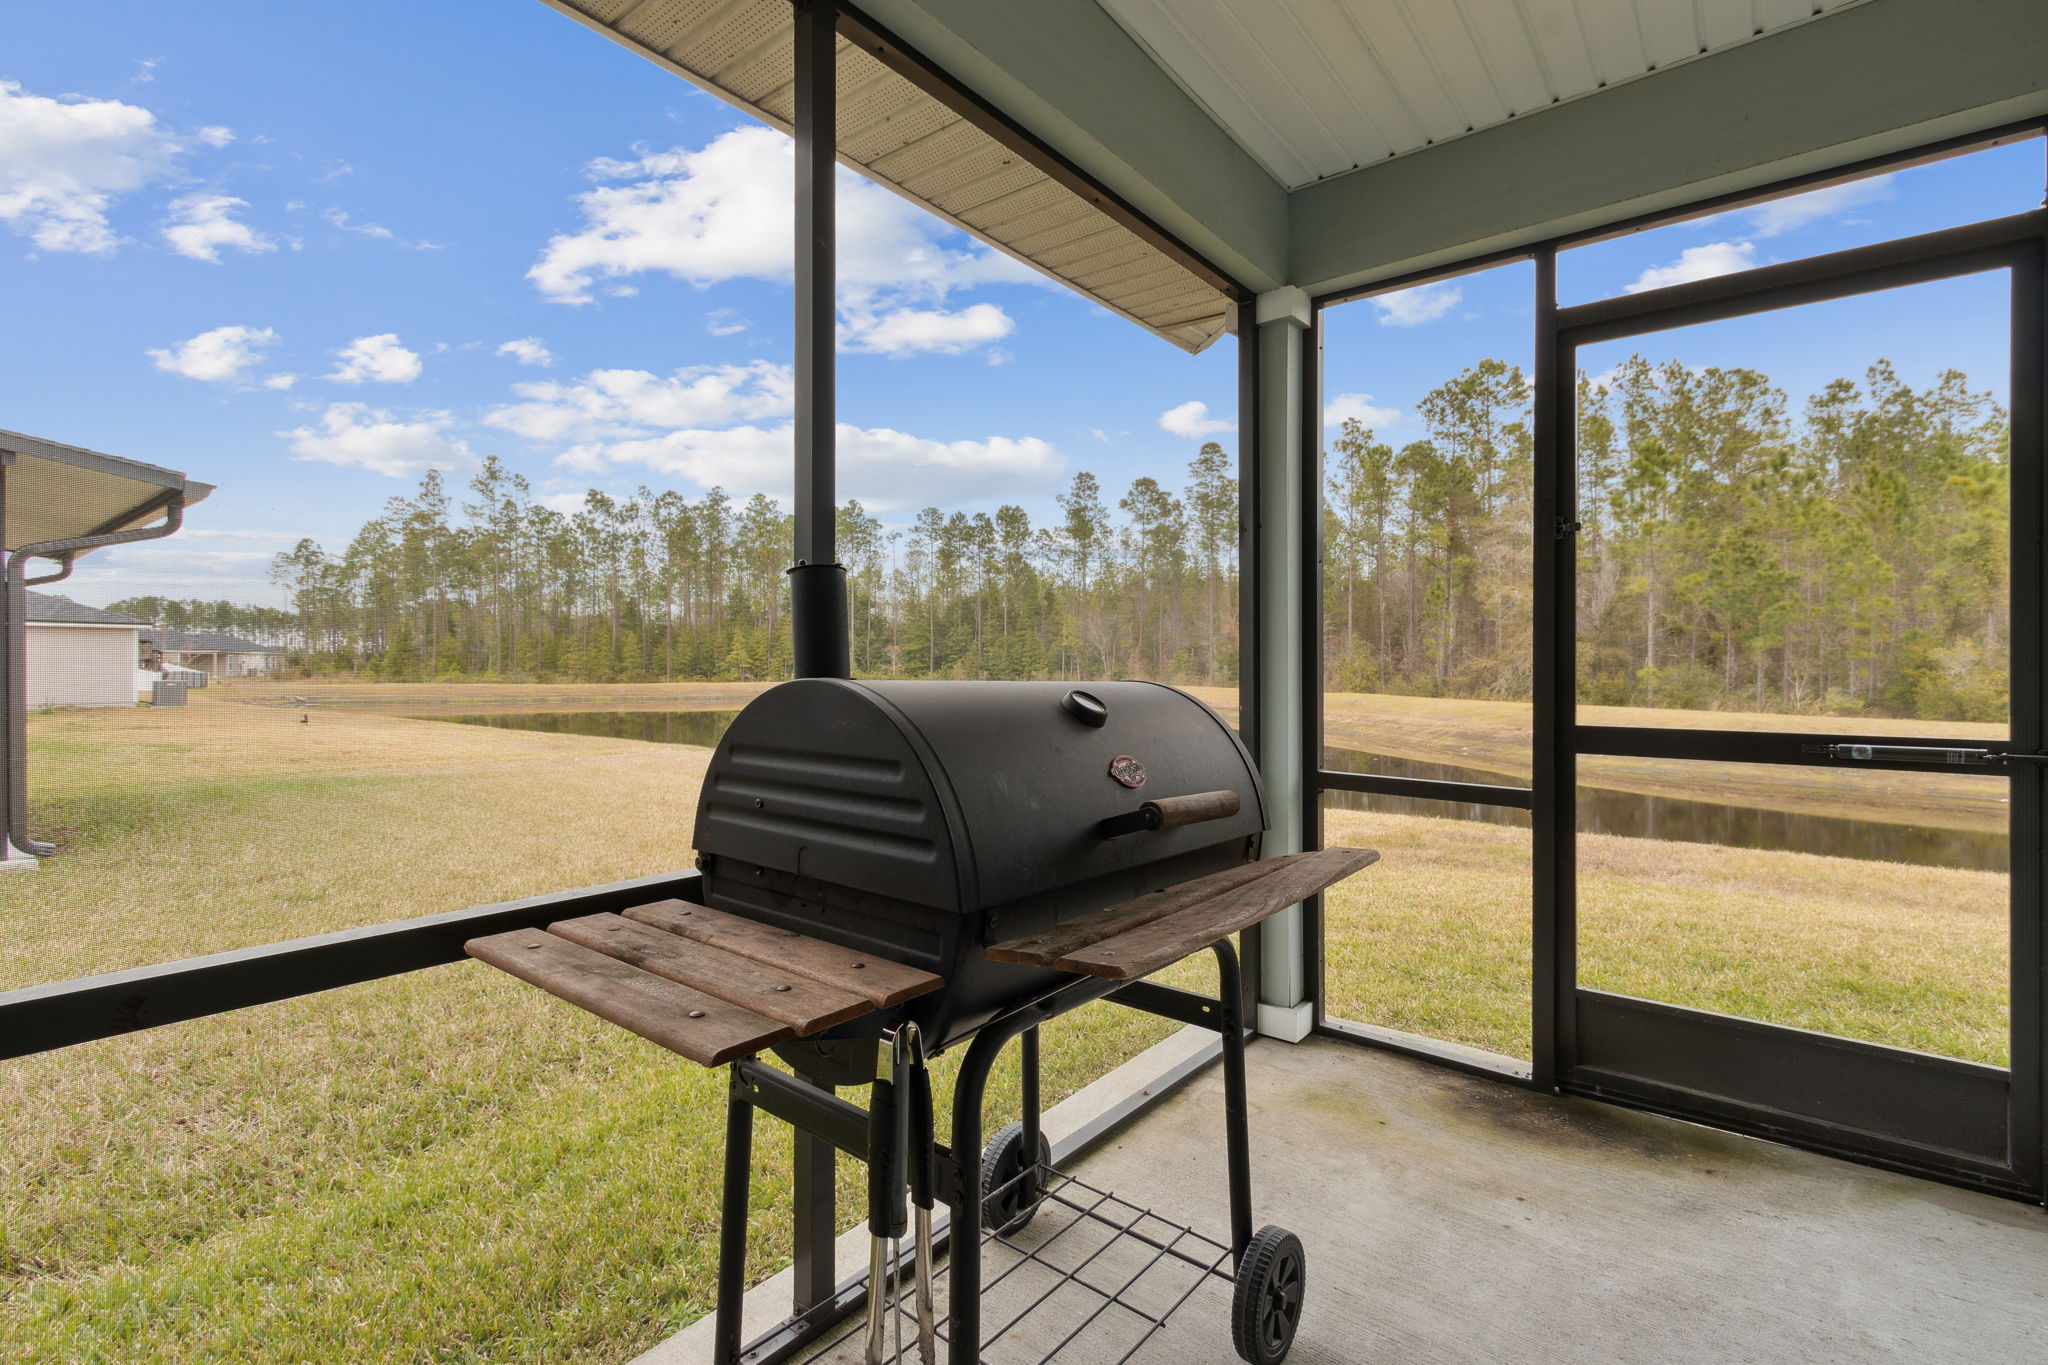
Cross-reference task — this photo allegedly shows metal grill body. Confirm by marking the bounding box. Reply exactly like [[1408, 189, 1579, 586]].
[[694, 679, 1266, 1048]]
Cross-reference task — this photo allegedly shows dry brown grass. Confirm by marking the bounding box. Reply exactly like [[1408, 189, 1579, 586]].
[[7, 693, 711, 981], [1321, 808, 2008, 1067]]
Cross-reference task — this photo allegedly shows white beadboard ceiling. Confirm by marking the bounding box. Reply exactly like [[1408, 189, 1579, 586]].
[[535, 0, 1238, 353], [1098, 0, 1871, 190]]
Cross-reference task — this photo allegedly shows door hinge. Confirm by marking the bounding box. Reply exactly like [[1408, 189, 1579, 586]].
[[1553, 518, 1582, 541]]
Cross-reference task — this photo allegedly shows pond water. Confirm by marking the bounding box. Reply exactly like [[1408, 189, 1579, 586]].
[[440, 708, 739, 747], [432, 709, 2006, 872], [1323, 747, 2007, 873]]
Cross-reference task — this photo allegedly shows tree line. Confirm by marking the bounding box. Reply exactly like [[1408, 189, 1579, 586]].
[[263, 445, 1243, 685], [103, 596, 299, 643], [1325, 356, 2008, 721], [252, 353, 2008, 722]]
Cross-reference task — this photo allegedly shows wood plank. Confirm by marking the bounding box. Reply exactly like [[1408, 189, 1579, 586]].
[[621, 900, 942, 1008], [548, 913, 874, 1037], [1007, 848, 1380, 982], [466, 928, 787, 1066], [982, 858, 1295, 967]]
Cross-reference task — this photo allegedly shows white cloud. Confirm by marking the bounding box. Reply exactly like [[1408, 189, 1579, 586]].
[[327, 333, 422, 384], [132, 58, 162, 85], [0, 79, 180, 253], [195, 125, 235, 148], [1158, 400, 1233, 439], [160, 193, 274, 262], [1742, 174, 1894, 238], [323, 206, 391, 239], [706, 308, 748, 337], [1322, 393, 1401, 429], [261, 372, 298, 390], [146, 324, 279, 383], [281, 403, 475, 477], [321, 206, 441, 251], [528, 126, 1037, 306], [496, 336, 554, 367], [841, 302, 1014, 357], [68, 529, 304, 606], [1372, 281, 1462, 326], [484, 361, 793, 443], [576, 422, 1063, 512], [1625, 240, 1757, 294]]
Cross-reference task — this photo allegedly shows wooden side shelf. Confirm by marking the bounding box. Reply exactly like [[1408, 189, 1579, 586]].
[[466, 900, 943, 1067], [985, 847, 1380, 981]]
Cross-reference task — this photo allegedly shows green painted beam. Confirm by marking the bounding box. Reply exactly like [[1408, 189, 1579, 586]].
[[1290, 0, 2048, 298], [857, 0, 1289, 293]]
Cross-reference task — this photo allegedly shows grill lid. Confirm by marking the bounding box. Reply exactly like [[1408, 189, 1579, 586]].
[[694, 680, 1265, 914]]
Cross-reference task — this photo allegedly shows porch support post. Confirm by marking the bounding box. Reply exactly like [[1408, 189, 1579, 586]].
[[1252, 285, 1313, 1041], [0, 452, 25, 870]]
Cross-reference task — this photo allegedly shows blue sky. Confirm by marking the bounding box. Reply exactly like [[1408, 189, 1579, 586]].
[[1, 2, 2039, 607], [1326, 138, 2042, 445]]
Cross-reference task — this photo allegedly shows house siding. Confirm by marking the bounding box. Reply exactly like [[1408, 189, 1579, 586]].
[[26, 625, 141, 708]]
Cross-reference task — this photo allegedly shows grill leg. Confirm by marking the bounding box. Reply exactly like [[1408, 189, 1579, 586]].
[[792, 1128, 837, 1317], [715, 1067, 754, 1365], [1020, 1025, 1042, 1170], [1213, 939, 1255, 1263]]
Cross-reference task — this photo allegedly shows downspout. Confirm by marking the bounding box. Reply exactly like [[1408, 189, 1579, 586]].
[[3, 493, 185, 858]]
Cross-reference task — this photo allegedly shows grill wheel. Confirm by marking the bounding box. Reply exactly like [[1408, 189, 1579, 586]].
[[979, 1121, 1051, 1235], [1231, 1224, 1306, 1364]]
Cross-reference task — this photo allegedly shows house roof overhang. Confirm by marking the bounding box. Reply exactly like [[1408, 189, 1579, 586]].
[[535, 0, 1276, 352], [1, 429, 213, 555]]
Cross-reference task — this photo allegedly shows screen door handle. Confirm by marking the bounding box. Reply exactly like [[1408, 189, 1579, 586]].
[[1825, 744, 1997, 765]]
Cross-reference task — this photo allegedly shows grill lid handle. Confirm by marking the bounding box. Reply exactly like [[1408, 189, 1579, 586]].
[[1098, 789, 1242, 839]]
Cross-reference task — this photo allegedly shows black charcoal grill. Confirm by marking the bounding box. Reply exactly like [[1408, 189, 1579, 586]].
[[692, 679, 1267, 1049], [470, 677, 1375, 1365]]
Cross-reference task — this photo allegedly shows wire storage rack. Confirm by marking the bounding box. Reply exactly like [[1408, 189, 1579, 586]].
[[805, 1162, 1238, 1365]]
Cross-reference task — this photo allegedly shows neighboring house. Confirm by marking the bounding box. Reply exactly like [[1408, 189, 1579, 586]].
[[140, 628, 284, 679], [24, 591, 146, 709]]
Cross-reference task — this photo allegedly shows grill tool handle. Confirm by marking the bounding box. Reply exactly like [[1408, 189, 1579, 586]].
[[1098, 788, 1241, 839], [907, 1062, 937, 1364], [867, 1084, 907, 1240], [866, 1034, 912, 1365], [907, 1065, 934, 1212]]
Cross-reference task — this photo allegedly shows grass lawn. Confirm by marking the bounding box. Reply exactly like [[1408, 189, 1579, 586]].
[[1322, 808, 2008, 1066], [0, 688, 1182, 1364], [0, 681, 2012, 1361]]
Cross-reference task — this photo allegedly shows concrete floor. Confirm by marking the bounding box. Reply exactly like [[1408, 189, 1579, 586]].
[[802, 1036, 2047, 1365]]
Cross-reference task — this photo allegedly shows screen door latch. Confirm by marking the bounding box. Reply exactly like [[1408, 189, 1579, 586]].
[[1823, 743, 1994, 765], [1817, 744, 2047, 767]]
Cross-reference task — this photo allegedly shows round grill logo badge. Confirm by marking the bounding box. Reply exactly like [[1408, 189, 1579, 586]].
[[1108, 754, 1147, 788]]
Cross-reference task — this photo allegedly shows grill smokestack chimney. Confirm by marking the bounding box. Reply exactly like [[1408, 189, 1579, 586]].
[[788, 0, 849, 680]]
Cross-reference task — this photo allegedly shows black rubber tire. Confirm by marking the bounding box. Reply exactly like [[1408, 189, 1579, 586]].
[[979, 1121, 1050, 1235], [1231, 1225, 1306, 1365]]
